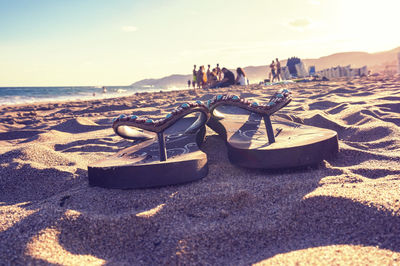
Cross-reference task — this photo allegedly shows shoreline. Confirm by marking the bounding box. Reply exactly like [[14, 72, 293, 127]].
[[0, 85, 190, 107], [0, 88, 196, 112], [1, 74, 391, 108]]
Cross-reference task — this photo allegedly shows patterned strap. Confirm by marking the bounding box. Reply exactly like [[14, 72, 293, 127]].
[[207, 89, 292, 144], [112, 100, 210, 139], [207, 88, 292, 116], [111, 101, 210, 162]]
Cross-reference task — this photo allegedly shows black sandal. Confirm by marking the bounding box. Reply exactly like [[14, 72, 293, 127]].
[[207, 89, 338, 169], [88, 101, 210, 188]]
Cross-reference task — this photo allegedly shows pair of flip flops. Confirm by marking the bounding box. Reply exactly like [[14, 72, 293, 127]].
[[88, 89, 338, 189]]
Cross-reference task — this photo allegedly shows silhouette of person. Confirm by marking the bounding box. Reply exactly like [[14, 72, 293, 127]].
[[276, 58, 281, 81], [216, 63, 222, 81], [192, 65, 197, 88], [235, 67, 249, 85], [270, 60, 276, 82]]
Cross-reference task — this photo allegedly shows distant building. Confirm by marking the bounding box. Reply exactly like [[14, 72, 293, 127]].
[[316, 65, 368, 79], [398, 52, 400, 74]]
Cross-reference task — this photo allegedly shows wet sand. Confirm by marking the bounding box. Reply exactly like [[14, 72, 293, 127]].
[[1, 75, 400, 265]]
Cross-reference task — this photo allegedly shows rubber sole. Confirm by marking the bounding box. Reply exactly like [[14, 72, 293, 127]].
[[88, 120, 208, 189], [207, 115, 338, 169], [88, 152, 208, 189]]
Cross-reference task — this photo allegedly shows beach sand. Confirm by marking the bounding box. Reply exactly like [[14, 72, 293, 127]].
[[1, 75, 400, 265]]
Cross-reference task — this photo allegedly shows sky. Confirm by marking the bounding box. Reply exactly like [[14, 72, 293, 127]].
[[1, 0, 400, 86]]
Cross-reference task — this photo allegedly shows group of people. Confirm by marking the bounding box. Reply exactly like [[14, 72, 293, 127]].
[[189, 64, 249, 89], [269, 58, 281, 82]]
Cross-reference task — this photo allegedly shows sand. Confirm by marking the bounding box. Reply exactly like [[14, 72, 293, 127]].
[[1, 75, 400, 265]]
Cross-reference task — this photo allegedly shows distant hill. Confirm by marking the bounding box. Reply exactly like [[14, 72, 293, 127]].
[[130, 46, 400, 87], [130, 74, 190, 89], [302, 46, 400, 73]]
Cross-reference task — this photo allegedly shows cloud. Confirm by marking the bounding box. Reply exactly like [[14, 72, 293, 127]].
[[289, 18, 311, 28], [308, 0, 320, 5], [121, 26, 138, 32]]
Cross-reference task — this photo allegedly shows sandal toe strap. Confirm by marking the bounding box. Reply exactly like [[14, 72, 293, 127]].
[[207, 88, 292, 116], [112, 101, 210, 140]]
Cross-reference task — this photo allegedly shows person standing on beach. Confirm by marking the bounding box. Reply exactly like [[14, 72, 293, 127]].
[[192, 65, 197, 88], [269, 60, 276, 82], [197, 65, 207, 89], [216, 64, 222, 81], [206, 64, 211, 86], [187, 80, 191, 88], [275, 58, 281, 81]]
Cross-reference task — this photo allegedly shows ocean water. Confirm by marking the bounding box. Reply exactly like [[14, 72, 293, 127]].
[[0, 85, 187, 106]]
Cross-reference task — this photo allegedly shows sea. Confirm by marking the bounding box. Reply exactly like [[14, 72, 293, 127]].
[[0, 85, 186, 106]]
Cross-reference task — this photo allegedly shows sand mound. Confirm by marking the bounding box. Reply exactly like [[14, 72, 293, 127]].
[[23, 130, 73, 143], [259, 245, 400, 265], [303, 113, 347, 131], [308, 100, 340, 110], [0, 130, 45, 141], [0, 163, 83, 203], [1, 144, 77, 167], [0, 144, 85, 203], [342, 126, 393, 142], [50, 117, 106, 133]]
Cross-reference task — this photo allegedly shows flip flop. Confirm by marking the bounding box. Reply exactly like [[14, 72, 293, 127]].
[[206, 89, 339, 169], [88, 101, 210, 189]]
